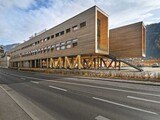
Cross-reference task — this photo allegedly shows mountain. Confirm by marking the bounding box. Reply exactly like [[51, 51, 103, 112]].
[[3, 43, 19, 52], [146, 22, 160, 58]]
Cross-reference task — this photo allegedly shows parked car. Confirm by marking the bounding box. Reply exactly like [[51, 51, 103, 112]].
[[152, 63, 159, 67]]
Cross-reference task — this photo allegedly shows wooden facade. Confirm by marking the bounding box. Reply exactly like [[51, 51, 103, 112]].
[[109, 22, 146, 58], [9, 6, 109, 69], [9, 6, 146, 71]]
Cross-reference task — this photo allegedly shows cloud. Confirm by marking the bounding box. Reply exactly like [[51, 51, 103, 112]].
[[0, 0, 160, 45]]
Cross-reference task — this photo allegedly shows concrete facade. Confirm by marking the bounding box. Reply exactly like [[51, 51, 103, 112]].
[[0, 53, 10, 68]]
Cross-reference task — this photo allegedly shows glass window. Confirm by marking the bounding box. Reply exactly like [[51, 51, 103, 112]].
[[60, 31, 64, 35], [51, 45, 54, 51], [72, 25, 78, 31], [72, 39, 78, 47], [47, 37, 50, 40], [97, 19, 100, 49], [80, 22, 86, 28], [47, 46, 50, 52], [72, 39, 78, 43], [44, 38, 47, 41], [60, 42, 65, 50], [51, 35, 54, 39], [55, 33, 59, 37], [66, 28, 70, 33], [51, 45, 55, 48], [66, 40, 72, 49], [56, 43, 60, 50]]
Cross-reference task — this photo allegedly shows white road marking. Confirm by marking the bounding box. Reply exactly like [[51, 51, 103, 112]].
[[30, 81, 39, 84], [49, 85, 67, 92], [46, 80, 160, 97], [4, 73, 160, 97], [92, 97, 158, 115], [20, 78, 26, 80], [95, 115, 110, 120], [127, 96, 160, 104]]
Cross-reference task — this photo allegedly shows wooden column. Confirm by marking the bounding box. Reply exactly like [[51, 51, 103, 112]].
[[40, 59, 42, 68], [46, 58, 49, 68]]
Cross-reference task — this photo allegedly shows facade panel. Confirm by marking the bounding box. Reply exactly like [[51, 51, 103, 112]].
[[109, 22, 146, 58]]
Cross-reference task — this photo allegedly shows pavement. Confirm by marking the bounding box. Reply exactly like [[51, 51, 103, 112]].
[[0, 68, 160, 120], [0, 86, 32, 120]]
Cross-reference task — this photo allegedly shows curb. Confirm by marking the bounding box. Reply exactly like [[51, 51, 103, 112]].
[[73, 76, 160, 86]]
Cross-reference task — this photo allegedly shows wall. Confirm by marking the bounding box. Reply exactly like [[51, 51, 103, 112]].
[[109, 22, 146, 58], [10, 6, 97, 62]]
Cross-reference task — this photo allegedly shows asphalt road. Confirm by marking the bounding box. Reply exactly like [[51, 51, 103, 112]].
[[0, 68, 160, 120]]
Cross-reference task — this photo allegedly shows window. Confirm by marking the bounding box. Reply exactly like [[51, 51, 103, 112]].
[[60, 42, 65, 50], [47, 46, 50, 52], [38, 49, 41, 54], [55, 33, 59, 37], [51, 35, 54, 39], [47, 37, 50, 40], [80, 22, 86, 28], [97, 19, 100, 49], [60, 31, 64, 35], [66, 28, 70, 33], [44, 47, 47, 53], [66, 40, 72, 49], [41, 48, 44, 53], [72, 39, 78, 47], [35, 50, 38, 55], [51, 45, 55, 51], [44, 38, 47, 41], [48, 46, 51, 49], [56, 43, 60, 50], [72, 25, 78, 31]]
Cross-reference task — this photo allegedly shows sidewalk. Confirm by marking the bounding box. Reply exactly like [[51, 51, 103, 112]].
[[0, 86, 32, 120]]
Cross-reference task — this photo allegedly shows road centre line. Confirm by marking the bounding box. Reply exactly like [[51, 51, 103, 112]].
[[20, 78, 26, 80], [127, 96, 160, 104], [4, 72, 160, 97], [92, 97, 158, 115], [49, 85, 67, 92], [30, 81, 39, 84], [46, 80, 160, 97], [95, 115, 110, 120]]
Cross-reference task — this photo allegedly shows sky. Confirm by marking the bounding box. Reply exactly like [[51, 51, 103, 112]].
[[0, 0, 160, 45]]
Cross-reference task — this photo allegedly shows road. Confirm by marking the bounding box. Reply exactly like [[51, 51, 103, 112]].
[[0, 68, 160, 120]]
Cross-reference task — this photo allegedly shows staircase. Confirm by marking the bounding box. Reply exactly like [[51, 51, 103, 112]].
[[106, 54, 143, 72]]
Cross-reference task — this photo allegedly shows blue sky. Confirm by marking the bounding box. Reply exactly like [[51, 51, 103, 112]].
[[0, 0, 160, 45]]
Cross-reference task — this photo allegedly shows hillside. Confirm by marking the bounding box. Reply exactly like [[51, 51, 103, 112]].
[[146, 22, 160, 58], [3, 43, 19, 52]]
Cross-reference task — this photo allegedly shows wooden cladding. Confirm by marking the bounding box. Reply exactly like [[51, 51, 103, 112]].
[[96, 9, 109, 55], [109, 22, 146, 58], [9, 6, 146, 68]]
